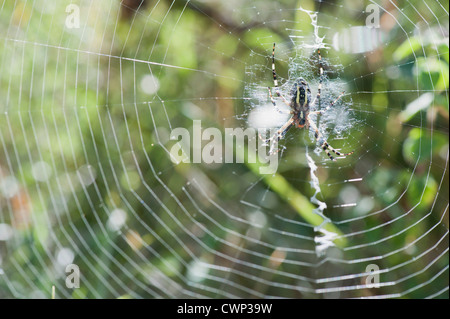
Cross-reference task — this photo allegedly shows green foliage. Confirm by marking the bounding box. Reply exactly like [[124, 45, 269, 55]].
[[0, 0, 448, 299]]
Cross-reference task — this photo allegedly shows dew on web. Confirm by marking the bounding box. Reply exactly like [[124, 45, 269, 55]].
[[0, 0, 448, 299]]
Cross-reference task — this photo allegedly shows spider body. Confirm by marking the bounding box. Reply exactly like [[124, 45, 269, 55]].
[[290, 77, 311, 128], [262, 43, 354, 161]]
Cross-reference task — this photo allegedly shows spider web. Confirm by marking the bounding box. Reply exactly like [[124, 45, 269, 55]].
[[0, 0, 448, 299]]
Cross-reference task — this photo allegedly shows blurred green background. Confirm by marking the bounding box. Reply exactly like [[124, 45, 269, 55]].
[[0, 0, 448, 298]]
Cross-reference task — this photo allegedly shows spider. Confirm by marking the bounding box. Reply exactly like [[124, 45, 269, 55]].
[[261, 43, 354, 161]]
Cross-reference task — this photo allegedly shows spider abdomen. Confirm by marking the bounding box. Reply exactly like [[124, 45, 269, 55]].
[[295, 110, 309, 128], [291, 78, 311, 128], [290, 77, 311, 108]]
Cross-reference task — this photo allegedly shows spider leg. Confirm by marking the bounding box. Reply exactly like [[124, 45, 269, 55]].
[[271, 43, 279, 87], [274, 89, 292, 107], [259, 117, 294, 154], [307, 112, 354, 161], [310, 49, 345, 111], [310, 49, 324, 108], [322, 91, 345, 114], [267, 87, 292, 114], [271, 43, 292, 108]]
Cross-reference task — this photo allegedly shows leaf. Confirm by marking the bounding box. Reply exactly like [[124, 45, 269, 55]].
[[407, 174, 438, 210], [416, 57, 450, 91], [399, 93, 434, 122], [403, 128, 448, 164], [393, 37, 422, 61]]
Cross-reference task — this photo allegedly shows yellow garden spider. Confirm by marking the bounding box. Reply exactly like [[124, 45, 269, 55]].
[[261, 43, 354, 161]]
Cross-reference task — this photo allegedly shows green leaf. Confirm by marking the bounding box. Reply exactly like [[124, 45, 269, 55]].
[[393, 37, 422, 61], [407, 174, 438, 210], [416, 57, 449, 91], [403, 128, 448, 164], [399, 93, 434, 122]]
